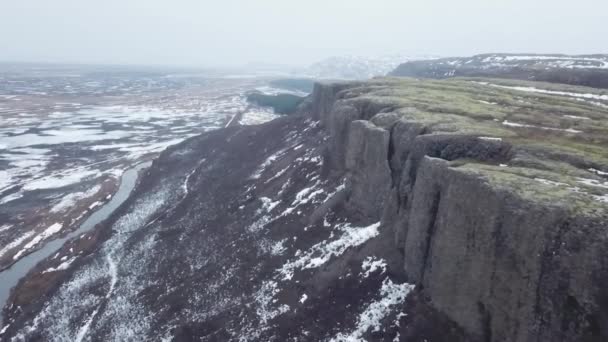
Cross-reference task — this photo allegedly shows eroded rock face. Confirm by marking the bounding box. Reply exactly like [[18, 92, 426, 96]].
[[404, 157, 608, 342], [311, 79, 608, 341], [345, 120, 392, 219], [405, 158, 560, 341], [311, 81, 355, 126]]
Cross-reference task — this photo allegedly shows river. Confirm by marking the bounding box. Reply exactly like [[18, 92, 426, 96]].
[[0, 161, 151, 323]]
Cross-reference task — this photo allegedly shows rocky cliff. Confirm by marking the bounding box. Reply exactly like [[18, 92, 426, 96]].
[[2, 77, 608, 341], [312, 77, 608, 341]]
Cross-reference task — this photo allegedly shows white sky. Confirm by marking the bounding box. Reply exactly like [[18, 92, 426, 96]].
[[1, 0, 606, 67]]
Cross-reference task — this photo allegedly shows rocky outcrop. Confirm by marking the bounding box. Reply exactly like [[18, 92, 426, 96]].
[[312, 79, 608, 342], [345, 120, 392, 219]]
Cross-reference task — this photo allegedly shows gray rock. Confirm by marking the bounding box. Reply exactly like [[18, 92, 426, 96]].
[[325, 100, 360, 171], [403, 156, 608, 341], [311, 81, 356, 126], [311, 79, 608, 342], [370, 112, 401, 129], [344, 120, 392, 219]]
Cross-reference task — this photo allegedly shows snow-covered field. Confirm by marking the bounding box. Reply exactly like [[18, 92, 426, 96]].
[[0, 65, 290, 269]]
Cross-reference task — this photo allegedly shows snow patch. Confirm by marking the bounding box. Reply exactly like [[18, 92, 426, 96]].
[[42, 257, 77, 273], [0, 324, 9, 335], [0, 231, 35, 258], [291, 181, 323, 207], [535, 178, 569, 187], [50, 185, 101, 213], [478, 136, 503, 141], [13, 223, 63, 260], [23, 169, 101, 191], [0, 224, 12, 233], [271, 239, 288, 256], [480, 82, 608, 102], [239, 110, 280, 126], [254, 280, 290, 324], [260, 197, 281, 213], [279, 222, 380, 280], [250, 148, 288, 180], [502, 120, 581, 133], [589, 168, 608, 177], [248, 197, 282, 233], [564, 115, 591, 120], [265, 166, 290, 184], [577, 178, 608, 189], [329, 278, 415, 341], [594, 195, 608, 203], [360, 257, 387, 278]]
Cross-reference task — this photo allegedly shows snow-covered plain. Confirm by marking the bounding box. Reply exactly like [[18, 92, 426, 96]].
[[0, 69, 287, 268], [2, 104, 416, 341]]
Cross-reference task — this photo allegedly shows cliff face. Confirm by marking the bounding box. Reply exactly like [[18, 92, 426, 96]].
[[312, 78, 608, 341]]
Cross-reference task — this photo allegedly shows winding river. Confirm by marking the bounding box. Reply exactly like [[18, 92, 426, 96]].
[[0, 162, 151, 323]]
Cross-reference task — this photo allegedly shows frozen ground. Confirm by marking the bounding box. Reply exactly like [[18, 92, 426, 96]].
[[0, 64, 292, 270]]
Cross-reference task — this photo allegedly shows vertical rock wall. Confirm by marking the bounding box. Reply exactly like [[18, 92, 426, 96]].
[[310, 81, 608, 342]]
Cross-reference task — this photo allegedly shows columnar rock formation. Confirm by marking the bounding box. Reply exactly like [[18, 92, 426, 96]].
[[311, 78, 608, 341]]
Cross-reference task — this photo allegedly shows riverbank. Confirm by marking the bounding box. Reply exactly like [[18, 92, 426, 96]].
[[0, 162, 151, 329]]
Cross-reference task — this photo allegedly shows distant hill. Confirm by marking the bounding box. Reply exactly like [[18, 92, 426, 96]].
[[297, 55, 436, 80], [390, 53, 608, 88]]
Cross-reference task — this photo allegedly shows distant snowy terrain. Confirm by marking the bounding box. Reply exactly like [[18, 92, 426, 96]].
[[297, 55, 437, 80], [0, 65, 287, 269], [390, 53, 608, 88]]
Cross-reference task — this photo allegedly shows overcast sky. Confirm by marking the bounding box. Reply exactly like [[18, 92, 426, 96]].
[[1, 0, 606, 67]]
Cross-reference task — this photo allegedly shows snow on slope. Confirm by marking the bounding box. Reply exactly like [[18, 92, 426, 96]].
[[5, 114, 415, 342]]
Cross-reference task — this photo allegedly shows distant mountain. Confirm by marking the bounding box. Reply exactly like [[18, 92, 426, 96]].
[[390, 53, 608, 88], [297, 55, 437, 80]]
